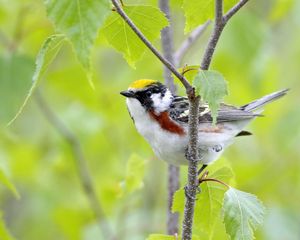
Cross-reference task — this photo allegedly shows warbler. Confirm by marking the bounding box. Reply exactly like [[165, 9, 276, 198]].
[[120, 79, 287, 168]]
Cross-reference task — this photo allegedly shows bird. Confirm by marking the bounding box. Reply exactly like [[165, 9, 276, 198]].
[[120, 79, 288, 170]]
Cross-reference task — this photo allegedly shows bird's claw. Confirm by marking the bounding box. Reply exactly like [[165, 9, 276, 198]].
[[184, 185, 199, 200]]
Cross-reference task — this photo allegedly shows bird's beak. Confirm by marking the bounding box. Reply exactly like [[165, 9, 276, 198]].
[[120, 90, 136, 98]]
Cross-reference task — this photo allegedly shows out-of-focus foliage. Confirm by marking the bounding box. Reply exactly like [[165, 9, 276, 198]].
[[182, 0, 237, 33], [0, 0, 299, 240]]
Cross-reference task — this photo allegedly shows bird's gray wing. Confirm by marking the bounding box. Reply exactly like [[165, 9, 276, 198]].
[[169, 99, 260, 124]]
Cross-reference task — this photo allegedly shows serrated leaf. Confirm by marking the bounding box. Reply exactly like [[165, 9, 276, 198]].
[[0, 54, 34, 125], [194, 167, 233, 234], [223, 187, 265, 240], [0, 169, 20, 199], [193, 70, 228, 124], [101, 5, 168, 67], [183, 0, 238, 33], [146, 234, 200, 240], [7, 34, 65, 125], [121, 154, 146, 194], [45, 0, 110, 75]]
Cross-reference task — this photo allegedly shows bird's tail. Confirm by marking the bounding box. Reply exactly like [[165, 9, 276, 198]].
[[240, 89, 289, 112]]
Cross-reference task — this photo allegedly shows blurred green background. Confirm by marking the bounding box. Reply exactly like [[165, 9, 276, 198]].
[[0, 0, 299, 239]]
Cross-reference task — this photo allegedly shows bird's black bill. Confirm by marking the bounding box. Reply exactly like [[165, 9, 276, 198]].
[[120, 90, 135, 98]]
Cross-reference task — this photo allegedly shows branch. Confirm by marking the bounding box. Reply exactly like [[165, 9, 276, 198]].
[[181, 96, 200, 240], [174, 20, 211, 67], [34, 90, 115, 240], [182, 0, 250, 239], [159, 0, 180, 235], [223, 0, 249, 23], [111, 0, 193, 95], [159, 0, 176, 94], [201, 0, 249, 70]]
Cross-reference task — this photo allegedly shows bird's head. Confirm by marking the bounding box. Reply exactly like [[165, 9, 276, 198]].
[[120, 79, 173, 113]]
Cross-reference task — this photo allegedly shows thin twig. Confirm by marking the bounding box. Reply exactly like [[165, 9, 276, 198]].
[[34, 90, 115, 240], [201, 0, 225, 70], [223, 0, 249, 23], [110, 0, 193, 96], [159, 0, 180, 235], [174, 20, 211, 67]]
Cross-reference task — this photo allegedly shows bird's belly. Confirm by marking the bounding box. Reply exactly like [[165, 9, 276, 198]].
[[134, 118, 188, 165]]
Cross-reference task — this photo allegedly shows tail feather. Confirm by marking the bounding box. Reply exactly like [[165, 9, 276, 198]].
[[240, 89, 289, 112]]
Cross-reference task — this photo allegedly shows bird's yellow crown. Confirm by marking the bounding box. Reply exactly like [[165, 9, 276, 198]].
[[129, 79, 158, 89]]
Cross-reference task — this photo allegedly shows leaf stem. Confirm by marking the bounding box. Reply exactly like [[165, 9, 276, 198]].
[[199, 178, 230, 188]]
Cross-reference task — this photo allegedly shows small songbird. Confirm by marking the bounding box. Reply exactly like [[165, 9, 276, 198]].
[[120, 79, 288, 168]]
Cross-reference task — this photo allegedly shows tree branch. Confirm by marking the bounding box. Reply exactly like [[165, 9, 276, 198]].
[[181, 96, 200, 240], [174, 20, 211, 67], [34, 90, 115, 240], [111, 0, 193, 95], [182, 0, 250, 239], [159, 0, 177, 94], [159, 0, 180, 235], [201, 0, 250, 70]]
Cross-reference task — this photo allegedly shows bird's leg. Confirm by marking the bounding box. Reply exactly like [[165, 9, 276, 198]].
[[184, 148, 208, 198], [184, 185, 197, 200], [198, 164, 208, 176]]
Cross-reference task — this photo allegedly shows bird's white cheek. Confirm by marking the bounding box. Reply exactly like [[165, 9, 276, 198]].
[[151, 90, 173, 113]]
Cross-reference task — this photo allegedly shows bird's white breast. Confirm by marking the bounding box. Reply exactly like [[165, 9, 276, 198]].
[[126, 98, 188, 165]]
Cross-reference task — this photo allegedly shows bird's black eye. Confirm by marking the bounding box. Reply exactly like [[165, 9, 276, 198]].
[[145, 90, 152, 97]]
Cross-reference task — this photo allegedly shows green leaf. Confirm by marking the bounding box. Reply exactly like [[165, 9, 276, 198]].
[[0, 54, 34, 125], [194, 167, 233, 234], [223, 187, 265, 240], [183, 0, 238, 33], [0, 213, 15, 240], [101, 5, 169, 67], [269, 0, 295, 22], [0, 169, 20, 199], [121, 154, 146, 194], [146, 234, 200, 240], [7, 34, 65, 125], [45, 0, 110, 76], [172, 187, 184, 214], [193, 70, 228, 124]]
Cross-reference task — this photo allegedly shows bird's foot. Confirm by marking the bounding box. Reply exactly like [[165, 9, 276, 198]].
[[184, 185, 199, 200]]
